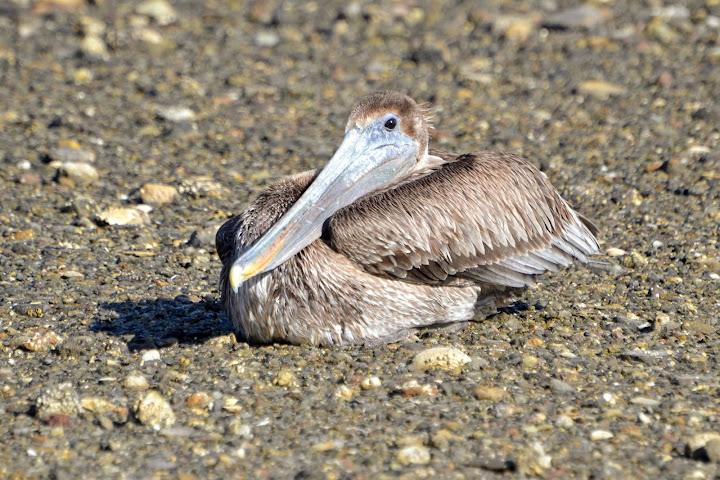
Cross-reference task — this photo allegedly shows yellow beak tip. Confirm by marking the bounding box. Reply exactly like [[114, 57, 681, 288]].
[[229, 265, 247, 293]]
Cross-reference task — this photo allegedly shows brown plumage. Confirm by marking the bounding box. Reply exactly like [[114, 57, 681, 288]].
[[216, 91, 599, 346]]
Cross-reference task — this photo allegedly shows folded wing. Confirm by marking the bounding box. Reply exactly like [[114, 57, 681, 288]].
[[326, 150, 599, 288]]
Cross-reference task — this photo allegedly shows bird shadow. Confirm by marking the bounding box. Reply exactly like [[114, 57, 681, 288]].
[[93, 297, 540, 352], [94, 295, 234, 351]]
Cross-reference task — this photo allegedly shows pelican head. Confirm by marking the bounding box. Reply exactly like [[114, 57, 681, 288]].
[[229, 91, 431, 291]]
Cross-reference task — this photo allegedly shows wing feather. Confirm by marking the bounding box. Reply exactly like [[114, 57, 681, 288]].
[[326, 150, 599, 287]]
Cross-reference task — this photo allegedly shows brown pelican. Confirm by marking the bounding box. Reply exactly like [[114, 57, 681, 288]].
[[216, 91, 599, 346]]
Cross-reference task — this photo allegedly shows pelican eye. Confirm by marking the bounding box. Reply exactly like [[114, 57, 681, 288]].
[[384, 117, 397, 131]]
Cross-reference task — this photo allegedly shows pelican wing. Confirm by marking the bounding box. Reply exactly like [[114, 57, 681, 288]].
[[326, 151, 599, 288]]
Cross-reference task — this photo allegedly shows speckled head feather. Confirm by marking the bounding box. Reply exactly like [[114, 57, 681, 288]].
[[345, 91, 429, 159]]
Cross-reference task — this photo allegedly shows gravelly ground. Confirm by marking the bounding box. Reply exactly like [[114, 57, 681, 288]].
[[1, 0, 719, 478]]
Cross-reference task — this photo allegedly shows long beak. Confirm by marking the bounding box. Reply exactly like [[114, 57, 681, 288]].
[[229, 122, 416, 292]]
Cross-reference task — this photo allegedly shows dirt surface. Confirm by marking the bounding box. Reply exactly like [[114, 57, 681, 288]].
[[1, 0, 719, 478]]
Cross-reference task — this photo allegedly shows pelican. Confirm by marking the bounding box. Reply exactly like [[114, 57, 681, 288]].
[[216, 91, 599, 346]]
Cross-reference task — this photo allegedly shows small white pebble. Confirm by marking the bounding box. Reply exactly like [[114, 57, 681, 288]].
[[591, 430, 614, 441], [17, 160, 31, 170], [651, 240, 663, 248], [411, 347, 471, 371], [606, 248, 627, 257], [124, 372, 150, 390], [630, 396, 661, 407], [135, 204, 154, 213], [638, 412, 652, 425], [334, 385, 355, 401], [555, 415, 574, 428], [236, 424, 252, 438], [396, 444, 431, 465], [360, 377, 381, 390], [687, 145, 711, 154], [141, 349, 161, 365], [602, 392, 617, 405], [157, 105, 195, 123]]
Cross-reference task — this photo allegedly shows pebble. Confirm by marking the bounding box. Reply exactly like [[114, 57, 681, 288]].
[[410, 347, 471, 371], [22, 329, 63, 352], [35, 382, 83, 418], [134, 390, 176, 429], [222, 398, 243, 414], [707, 439, 720, 463], [621, 348, 671, 363], [81, 397, 116, 415], [543, 5, 607, 29], [475, 385, 506, 402], [185, 392, 214, 413], [97, 207, 150, 226], [518, 442, 552, 475], [493, 15, 537, 43], [577, 80, 627, 99], [637, 412, 652, 425], [396, 445, 431, 465], [591, 430, 614, 441], [140, 349, 161, 365], [58, 162, 99, 184], [396, 380, 439, 397], [140, 183, 178, 205], [178, 177, 226, 198], [61, 270, 85, 279], [135, 27, 164, 45], [554, 415, 574, 428], [80, 35, 108, 59], [657, 71, 674, 88], [16, 159, 32, 170], [17, 172, 40, 185], [13, 304, 45, 318], [334, 385, 356, 401], [522, 354, 539, 369], [274, 371, 300, 387], [646, 17, 679, 43], [435, 429, 464, 451], [80, 15, 105, 37], [312, 439, 344, 453], [8, 229, 35, 241], [157, 106, 195, 123], [623, 251, 649, 269], [549, 378, 574, 394], [254, 31, 280, 48], [49, 147, 96, 164], [73, 67, 94, 85], [630, 396, 661, 408], [124, 372, 150, 390], [225, 419, 252, 437], [602, 392, 618, 406], [605, 247, 627, 257], [360, 377, 381, 390], [135, 0, 177, 25]]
